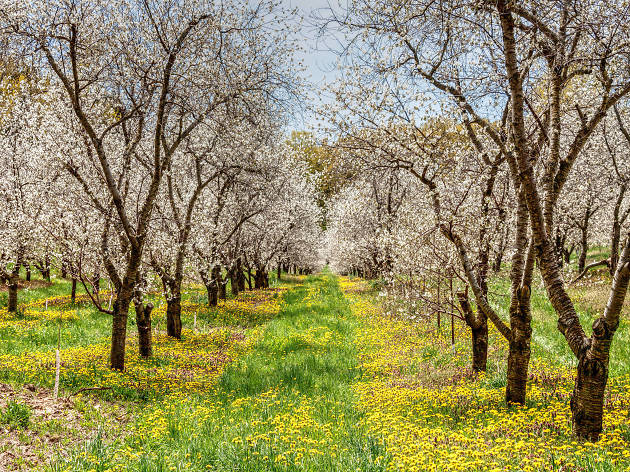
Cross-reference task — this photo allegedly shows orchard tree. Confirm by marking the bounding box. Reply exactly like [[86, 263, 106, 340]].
[[1, 0, 301, 370], [321, 0, 630, 439], [242, 145, 322, 286], [148, 115, 274, 339], [0, 75, 53, 311]]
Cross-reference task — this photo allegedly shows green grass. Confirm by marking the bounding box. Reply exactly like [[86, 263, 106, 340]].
[[0, 282, 113, 358], [487, 269, 630, 377], [1, 400, 31, 429]]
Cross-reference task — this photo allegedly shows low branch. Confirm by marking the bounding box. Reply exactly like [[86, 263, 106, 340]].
[[570, 259, 610, 285]]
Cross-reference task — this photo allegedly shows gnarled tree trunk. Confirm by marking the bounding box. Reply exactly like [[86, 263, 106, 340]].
[[457, 289, 488, 372]]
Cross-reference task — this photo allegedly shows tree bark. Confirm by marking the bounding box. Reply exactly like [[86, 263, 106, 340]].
[[7, 274, 18, 313], [71, 278, 77, 304], [571, 245, 630, 440], [219, 275, 227, 300], [495, 1, 626, 438], [457, 290, 488, 372], [230, 267, 239, 297], [61, 257, 68, 279], [505, 191, 533, 406], [506, 285, 532, 405], [578, 229, 588, 273], [555, 231, 567, 268], [166, 293, 182, 339], [202, 265, 221, 306], [236, 258, 245, 292], [110, 287, 133, 371], [211, 265, 221, 305], [493, 244, 505, 273], [134, 300, 153, 358], [471, 318, 488, 372], [255, 269, 267, 289], [571, 320, 610, 441], [206, 283, 218, 306], [564, 245, 574, 265]]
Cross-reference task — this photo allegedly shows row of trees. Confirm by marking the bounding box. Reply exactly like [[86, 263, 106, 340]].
[[320, 0, 630, 442], [0, 0, 322, 370]]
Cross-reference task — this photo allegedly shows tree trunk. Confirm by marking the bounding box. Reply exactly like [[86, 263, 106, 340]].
[[219, 277, 227, 300], [571, 318, 612, 441], [471, 319, 488, 372], [134, 301, 153, 358], [237, 259, 245, 292], [564, 245, 573, 264], [579, 230, 588, 273], [7, 274, 18, 313], [208, 265, 221, 306], [61, 259, 67, 279], [493, 248, 504, 273], [230, 267, 239, 298], [277, 262, 282, 281], [570, 247, 630, 440], [254, 269, 265, 289], [206, 283, 218, 306], [610, 185, 627, 276], [555, 232, 566, 269], [166, 294, 182, 339], [110, 290, 132, 371], [506, 286, 532, 405], [571, 355, 608, 441], [71, 278, 77, 304], [25, 263, 31, 282], [578, 207, 592, 274], [457, 290, 488, 372]]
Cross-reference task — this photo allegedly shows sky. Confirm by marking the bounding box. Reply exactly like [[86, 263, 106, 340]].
[[281, 0, 344, 133]]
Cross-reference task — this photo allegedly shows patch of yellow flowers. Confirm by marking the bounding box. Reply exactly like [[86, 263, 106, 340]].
[[0, 305, 78, 331], [0, 289, 284, 397], [340, 277, 630, 472]]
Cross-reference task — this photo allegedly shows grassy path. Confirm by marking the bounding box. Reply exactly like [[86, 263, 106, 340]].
[[52, 272, 388, 472]]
